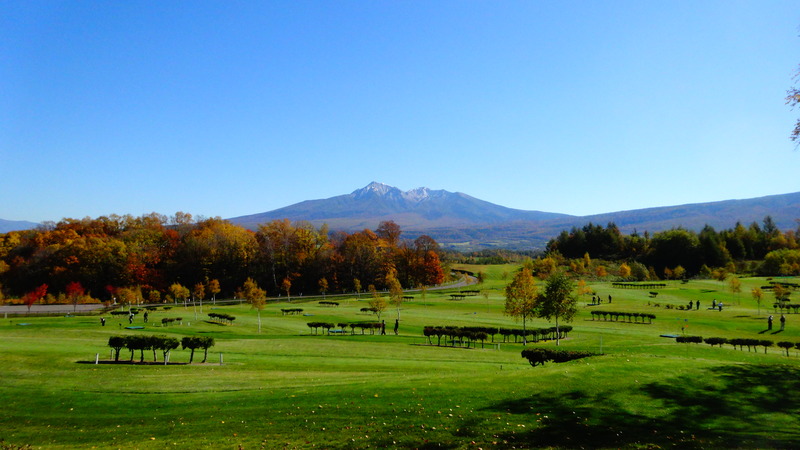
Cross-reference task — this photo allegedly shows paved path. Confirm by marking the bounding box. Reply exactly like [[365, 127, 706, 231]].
[[0, 304, 107, 314]]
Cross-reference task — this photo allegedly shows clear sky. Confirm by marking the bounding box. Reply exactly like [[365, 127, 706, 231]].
[[2, 1, 799, 223]]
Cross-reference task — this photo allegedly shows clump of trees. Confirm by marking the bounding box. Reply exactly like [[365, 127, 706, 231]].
[[504, 270, 578, 346], [0, 216, 445, 304], [180, 336, 215, 363], [546, 217, 800, 277]]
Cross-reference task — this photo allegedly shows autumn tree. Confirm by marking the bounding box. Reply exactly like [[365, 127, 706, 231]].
[[536, 271, 578, 346], [752, 287, 764, 315], [353, 278, 362, 298], [618, 262, 631, 279], [282, 277, 292, 302], [504, 268, 538, 345], [207, 279, 220, 304], [368, 284, 387, 320], [728, 276, 742, 305], [318, 277, 329, 299], [24, 284, 48, 312], [116, 286, 140, 308], [169, 283, 189, 305], [386, 270, 403, 320], [65, 281, 85, 312], [242, 277, 266, 333]]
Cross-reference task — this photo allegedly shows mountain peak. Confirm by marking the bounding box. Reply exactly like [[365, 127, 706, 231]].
[[353, 181, 396, 197]]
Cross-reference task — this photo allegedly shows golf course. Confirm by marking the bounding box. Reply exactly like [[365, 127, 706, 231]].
[[2, 264, 800, 449]]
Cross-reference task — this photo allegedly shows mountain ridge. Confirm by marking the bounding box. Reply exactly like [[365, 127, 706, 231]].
[[227, 182, 800, 250]]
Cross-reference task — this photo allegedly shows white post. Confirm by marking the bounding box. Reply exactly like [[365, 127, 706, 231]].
[[219, 353, 223, 365], [95, 353, 99, 365]]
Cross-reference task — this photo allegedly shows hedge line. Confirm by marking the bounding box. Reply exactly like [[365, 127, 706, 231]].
[[107, 335, 215, 363], [306, 321, 384, 335], [521, 348, 598, 367], [208, 312, 235, 325], [590, 311, 656, 323], [675, 335, 775, 353], [422, 325, 574, 346], [281, 308, 303, 315]]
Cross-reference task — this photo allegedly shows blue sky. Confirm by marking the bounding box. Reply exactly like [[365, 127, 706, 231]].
[[2, 1, 799, 223]]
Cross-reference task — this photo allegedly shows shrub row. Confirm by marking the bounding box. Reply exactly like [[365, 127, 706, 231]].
[[318, 301, 339, 307], [281, 308, 304, 315], [772, 303, 800, 313], [611, 283, 666, 289], [497, 326, 573, 343], [590, 311, 655, 323], [110, 310, 135, 316], [107, 335, 214, 363], [422, 326, 490, 348], [107, 335, 179, 363], [208, 312, 235, 325], [521, 348, 598, 367], [161, 317, 183, 326], [422, 326, 573, 346], [306, 321, 384, 335], [360, 307, 378, 314], [675, 335, 776, 353]]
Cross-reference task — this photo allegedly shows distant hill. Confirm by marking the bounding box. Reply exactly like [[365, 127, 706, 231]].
[[228, 183, 800, 250], [0, 218, 39, 233]]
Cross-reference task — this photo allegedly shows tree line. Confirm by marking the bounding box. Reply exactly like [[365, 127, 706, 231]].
[[546, 217, 800, 276], [0, 214, 445, 303]]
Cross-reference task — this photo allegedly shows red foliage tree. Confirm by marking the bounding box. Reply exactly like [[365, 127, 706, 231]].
[[24, 284, 48, 312], [65, 281, 85, 311]]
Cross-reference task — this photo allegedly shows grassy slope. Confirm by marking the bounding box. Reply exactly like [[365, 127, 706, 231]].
[[1, 271, 800, 449]]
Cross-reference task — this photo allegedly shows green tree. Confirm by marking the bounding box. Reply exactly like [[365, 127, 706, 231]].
[[504, 268, 538, 345], [242, 277, 266, 333], [537, 271, 578, 346], [353, 278, 362, 298]]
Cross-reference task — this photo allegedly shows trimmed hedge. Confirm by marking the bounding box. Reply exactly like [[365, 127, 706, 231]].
[[107, 335, 179, 363], [590, 311, 655, 323], [281, 308, 303, 315], [208, 312, 235, 325], [521, 348, 598, 367]]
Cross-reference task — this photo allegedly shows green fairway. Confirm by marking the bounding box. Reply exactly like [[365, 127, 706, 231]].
[[2, 273, 800, 448]]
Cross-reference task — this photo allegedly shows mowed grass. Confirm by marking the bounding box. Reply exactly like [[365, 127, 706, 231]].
[[2, 272, 800, 448]]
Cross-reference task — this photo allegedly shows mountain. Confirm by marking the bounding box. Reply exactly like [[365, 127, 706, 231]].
[[0, 218, 39, 233], [232, 183, 800, 250], [229, 182, 572, 231]]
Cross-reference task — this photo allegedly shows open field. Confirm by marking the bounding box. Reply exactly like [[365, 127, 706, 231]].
[[2, 269, 800, 448]]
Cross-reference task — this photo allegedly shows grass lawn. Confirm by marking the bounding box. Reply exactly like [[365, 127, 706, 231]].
[[2, 271, 800, 448]]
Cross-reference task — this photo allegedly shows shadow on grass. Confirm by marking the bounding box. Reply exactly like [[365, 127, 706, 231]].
[[480, 364, 800, 448]]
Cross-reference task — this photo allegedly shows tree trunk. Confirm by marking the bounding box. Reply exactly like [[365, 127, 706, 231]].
[[189, 348, 195, 363], [555, 315, 560, 346], [202, 348, 209, 363]]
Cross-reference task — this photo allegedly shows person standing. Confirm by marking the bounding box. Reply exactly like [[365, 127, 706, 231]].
[[768, 315, 774, 330], [394, 319, 399, 335], [781, 314, 786, 331]]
